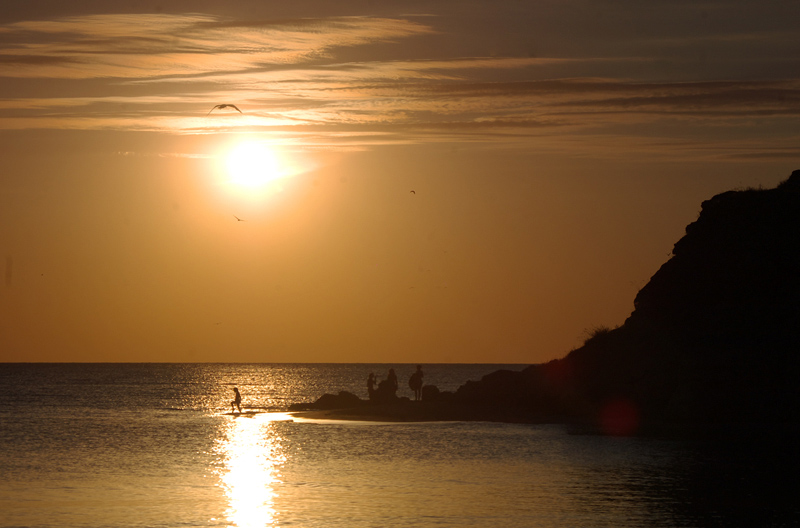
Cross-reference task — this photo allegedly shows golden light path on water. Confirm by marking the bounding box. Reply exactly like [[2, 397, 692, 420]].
[[214, 413, 291, 528]]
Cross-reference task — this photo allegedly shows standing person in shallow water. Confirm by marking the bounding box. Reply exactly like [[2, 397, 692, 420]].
[[387, 368, 398, 395], [231, 387, 242, 413], [367, 373, 377, 401], [376, 368, 399, 402], [409, 365, 424, 401]]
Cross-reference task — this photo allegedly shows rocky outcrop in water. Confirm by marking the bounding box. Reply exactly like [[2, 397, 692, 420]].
[[288, 391, 365, 411]]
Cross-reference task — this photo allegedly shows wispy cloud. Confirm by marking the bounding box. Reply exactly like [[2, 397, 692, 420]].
[[0, 14, 433, 79], [0, 11, 798, 159]]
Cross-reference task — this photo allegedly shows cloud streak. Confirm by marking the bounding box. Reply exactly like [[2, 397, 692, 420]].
[[0, 14, 433, 79], [0, 10, 798, 160]]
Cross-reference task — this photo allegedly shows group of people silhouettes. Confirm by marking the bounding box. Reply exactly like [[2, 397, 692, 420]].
[[367, 368, 398, 403], [368, 365, 424, 403], [228, 365, 425, 413]]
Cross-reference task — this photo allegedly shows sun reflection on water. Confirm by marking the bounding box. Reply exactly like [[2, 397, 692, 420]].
[[215, 415, 287, 527]]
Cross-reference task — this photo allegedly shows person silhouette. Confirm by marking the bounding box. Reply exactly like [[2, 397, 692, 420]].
[[367, 373, 377, 401], [387, 368, 398, 395], [376, 368, 399, 402], [409, 365, 424, 401], [231, 387, 242, 413]]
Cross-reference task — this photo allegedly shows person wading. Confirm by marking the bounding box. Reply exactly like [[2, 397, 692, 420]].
[[231, 387, 242, 413]]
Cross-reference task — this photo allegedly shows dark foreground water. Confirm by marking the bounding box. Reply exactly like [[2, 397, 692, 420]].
[[0, 363, 797, 527]]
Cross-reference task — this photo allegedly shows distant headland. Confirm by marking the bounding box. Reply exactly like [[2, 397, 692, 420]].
[[290, 170, 800, 434]]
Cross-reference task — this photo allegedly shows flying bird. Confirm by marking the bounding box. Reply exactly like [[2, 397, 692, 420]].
[[207, 104, 243, 116], [234, 215, 244, 222], [410, 190, 416, 194]]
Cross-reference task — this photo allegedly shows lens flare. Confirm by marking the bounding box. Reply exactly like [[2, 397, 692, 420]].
[[599, 398, 640, 437]]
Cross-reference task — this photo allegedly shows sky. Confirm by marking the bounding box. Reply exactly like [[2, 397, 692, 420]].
[[1, 0, 799, 363]]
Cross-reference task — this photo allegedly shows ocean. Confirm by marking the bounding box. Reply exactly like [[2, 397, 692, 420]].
[[0, 363, 797, 527]]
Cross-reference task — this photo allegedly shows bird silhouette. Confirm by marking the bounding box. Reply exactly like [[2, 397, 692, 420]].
[[207, 104, 243, 116], [234, 215, 244, 222], [410, 190, 416, 194]]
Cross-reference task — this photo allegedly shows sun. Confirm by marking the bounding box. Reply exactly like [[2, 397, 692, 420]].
[[215, 139, 312, 203], [225, 141, 283, 191]]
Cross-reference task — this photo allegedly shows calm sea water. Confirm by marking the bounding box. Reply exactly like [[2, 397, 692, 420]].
[[0, 363, 797, 528]]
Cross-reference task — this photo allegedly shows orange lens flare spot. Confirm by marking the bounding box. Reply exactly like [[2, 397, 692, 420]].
[[599, 398, 640, 437]]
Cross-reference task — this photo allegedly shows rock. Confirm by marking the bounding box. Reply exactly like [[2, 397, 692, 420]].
[[421, 384, 439, 402], [288, 391, 365, 411], [449, 169, 800, 430]]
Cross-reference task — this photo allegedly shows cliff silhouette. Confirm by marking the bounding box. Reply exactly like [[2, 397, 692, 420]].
[[454, 170, 800, 432], [292, 170, 800, 433]]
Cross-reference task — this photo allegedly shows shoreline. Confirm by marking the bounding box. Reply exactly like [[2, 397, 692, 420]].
[[286, 399, 800, 441], [287, 398, 562, 424]]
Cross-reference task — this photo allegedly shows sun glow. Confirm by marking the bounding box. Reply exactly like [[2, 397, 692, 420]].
[[225, 141, 286, 191]]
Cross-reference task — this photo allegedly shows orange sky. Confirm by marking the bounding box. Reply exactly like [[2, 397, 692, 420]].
[[1, 1, 799, 363]]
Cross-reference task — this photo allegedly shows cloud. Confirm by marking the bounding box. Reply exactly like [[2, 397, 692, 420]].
[[0, 10, 799, 160], [0, 14, 434, 79]]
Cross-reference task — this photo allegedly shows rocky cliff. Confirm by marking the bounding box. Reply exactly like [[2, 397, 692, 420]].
[[455, 170, 800, 431]]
